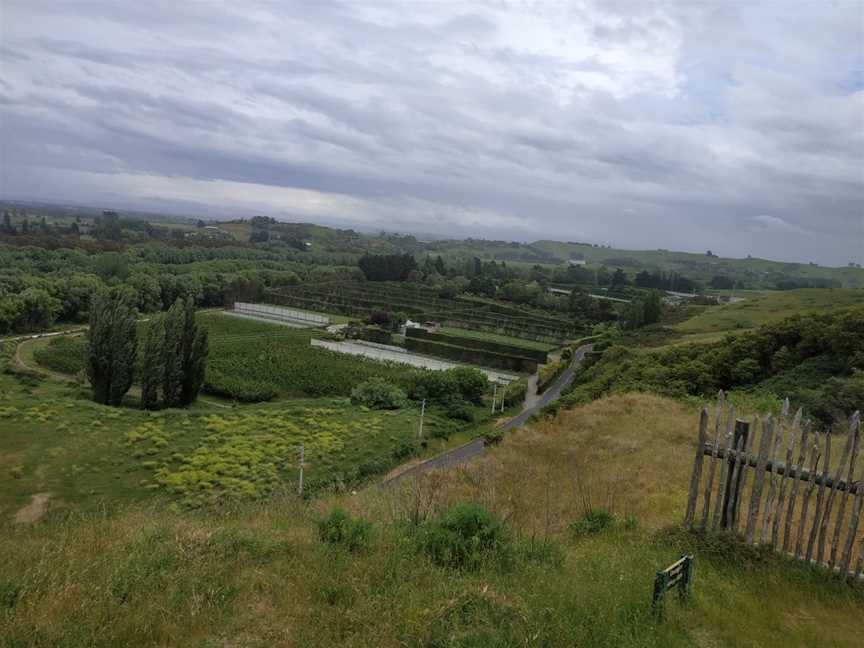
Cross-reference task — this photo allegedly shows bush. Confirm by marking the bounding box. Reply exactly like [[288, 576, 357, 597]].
[[317, 508, 373, 552], [482, 428, 504, 445], [448, 367, 488, 405], [570, 509, 615, 536], [416, 503, 513, 570], [407, 370, 458, 402], [443, 396, 475, 422], [350, 378, 408, 410], [33, 336, 86, 375], [408, 367, 488, 405]]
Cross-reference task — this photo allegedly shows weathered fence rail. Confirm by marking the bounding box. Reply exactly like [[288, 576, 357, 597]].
[[685, 392, 862, 580]]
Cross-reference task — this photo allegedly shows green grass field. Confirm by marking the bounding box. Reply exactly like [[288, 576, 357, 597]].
[[2, 392, 861, 646], [0, 362, 485, 518], [674, 288, 864, 336]]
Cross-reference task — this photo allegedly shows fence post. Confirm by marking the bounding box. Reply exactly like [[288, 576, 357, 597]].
[[652, 570, 669, 617], [721, 419, 750, 530], [679, 555, 694, 601], [684, 409, 709, 529], [745, 416, 774, 544]]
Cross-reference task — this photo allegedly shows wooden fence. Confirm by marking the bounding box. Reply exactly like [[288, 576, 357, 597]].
[[684, 392, 862, 580]]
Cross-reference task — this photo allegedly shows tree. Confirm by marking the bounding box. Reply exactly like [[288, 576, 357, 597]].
[[179, 298, 208, 405], [17, 288, 62, 331], [610, 268, 628, 291], [357, 253, 418, 281], [86, 288, 137, 406], [710, 275, 735, 290], [434, 255, 446, 275], [159, 298, 208, 408], [2, 211, 13, 234], [140, 317, 165, 410], [160, 301, 185, 407], [642, 290, 663, 325]]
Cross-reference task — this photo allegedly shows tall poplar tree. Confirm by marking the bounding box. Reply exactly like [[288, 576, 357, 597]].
[[86, 288, 137, 406], [156, 297, 208, 408], [179, 298, 209, 406], [140, 316, 165, 410], [160, 300, 185, 407]]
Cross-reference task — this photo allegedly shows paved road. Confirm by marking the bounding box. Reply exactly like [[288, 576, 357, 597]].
[[384, 343, 592, 486]]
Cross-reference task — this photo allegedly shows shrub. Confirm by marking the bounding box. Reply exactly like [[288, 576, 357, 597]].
[[482, 428, 504, 445], [448, 367, 488, 404], [33, 336, 86, 374], [570, 509, 615, 536], [317, 508, 373, 552], [408, 367, 488, 405], [443, 396, 475, 422], [416, 503, 513, 570], [350, 378, 408, 410], [407, 370, 458, 402]]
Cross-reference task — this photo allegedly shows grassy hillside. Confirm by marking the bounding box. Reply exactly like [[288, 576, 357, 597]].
[[674, 288, 864, 337], [0, 332, 493, 518], [531, 240, 864, 289], [2, 393, 861, 646], [566, 305, 864, 431]]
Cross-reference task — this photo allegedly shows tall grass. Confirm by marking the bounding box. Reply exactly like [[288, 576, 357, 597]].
[[1, 393, 862, 647]]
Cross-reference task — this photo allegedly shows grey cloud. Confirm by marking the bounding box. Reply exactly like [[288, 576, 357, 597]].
[[0, 0, 862, 264]]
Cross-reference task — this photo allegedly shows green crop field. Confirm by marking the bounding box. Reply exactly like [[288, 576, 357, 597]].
[[203, 313, 420, 401], [439, 327, 556, 352]]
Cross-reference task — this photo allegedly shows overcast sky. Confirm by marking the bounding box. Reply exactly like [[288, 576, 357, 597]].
[[1, 1, 862, 264]]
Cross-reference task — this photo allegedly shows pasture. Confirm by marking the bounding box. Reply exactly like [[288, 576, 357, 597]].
[[674, 288, 864, 336], [2, 392, 861, 646], [0, 366, 476, 518]]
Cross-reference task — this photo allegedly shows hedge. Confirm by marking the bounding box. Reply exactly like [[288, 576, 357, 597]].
[[404, 336, 537, 373], [354, 326, 393, 345], [406, 327, 548, 363]]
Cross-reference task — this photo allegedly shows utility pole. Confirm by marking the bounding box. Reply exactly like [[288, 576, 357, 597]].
[[418, 399, 426, 439], [298, 443, 305, 496], [491, 383, 498, 414]]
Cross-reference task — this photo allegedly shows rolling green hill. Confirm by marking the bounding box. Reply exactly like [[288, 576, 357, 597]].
[[530, 240, 864, 289]]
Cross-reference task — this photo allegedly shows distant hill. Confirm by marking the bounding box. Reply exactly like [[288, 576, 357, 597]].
[[415, 236, 863, 289]]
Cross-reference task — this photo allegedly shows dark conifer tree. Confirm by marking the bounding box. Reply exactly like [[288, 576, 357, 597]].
[[86, 288, 137, 406]]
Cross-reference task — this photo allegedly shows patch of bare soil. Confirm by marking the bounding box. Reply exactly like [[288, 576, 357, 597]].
[[14, 492, 51, 524]]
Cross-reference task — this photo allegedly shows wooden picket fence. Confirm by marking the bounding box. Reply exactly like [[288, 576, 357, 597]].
[[684, 392, 863, 580]]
